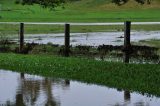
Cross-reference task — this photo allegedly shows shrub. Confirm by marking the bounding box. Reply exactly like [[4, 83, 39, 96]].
[[15, 0, 20, 4]]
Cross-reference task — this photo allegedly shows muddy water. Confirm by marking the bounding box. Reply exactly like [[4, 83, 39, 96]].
[[12, 31, 160, 46], [0, 69, 160, 106]]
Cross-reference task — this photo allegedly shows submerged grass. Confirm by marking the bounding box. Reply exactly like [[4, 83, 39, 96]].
[[139, 39, 160, 47], [138, 39, 160, 54], [0, 53, 159, 97]]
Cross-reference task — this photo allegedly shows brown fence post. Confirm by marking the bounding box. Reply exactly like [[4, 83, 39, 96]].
[[123, 21, 131, 63], [64, 24, 70, 57], [19, 23, 24, 53]]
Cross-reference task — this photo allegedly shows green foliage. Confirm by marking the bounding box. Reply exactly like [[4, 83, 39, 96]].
[[0, 34, 11, 52], [17, 0, 66, 9], [112, 0, 151, 5], [0, 0, 159, 22], [0, 53, 160, 96], [69, 0, 81, 1], [14, 0, 20, 4]]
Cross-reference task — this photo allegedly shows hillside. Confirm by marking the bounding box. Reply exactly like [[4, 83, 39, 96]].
[[67, 0, 160, 11], [0, 0, 160, 22]]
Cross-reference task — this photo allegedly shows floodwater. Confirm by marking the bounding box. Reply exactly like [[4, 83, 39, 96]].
[[12, 31, 160, 46], [1, 22, 160, 25], [0, 69, 160, 106]]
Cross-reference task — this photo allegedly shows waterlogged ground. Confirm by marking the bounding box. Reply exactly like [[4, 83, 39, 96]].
[[0, 69, 160, 106], [11, 31, 160, 46]]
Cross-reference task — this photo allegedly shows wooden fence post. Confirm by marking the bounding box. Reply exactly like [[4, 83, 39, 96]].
[[64, 24, 70, 57], [123, 21, 131, 63], [19, 23, 24, 53]]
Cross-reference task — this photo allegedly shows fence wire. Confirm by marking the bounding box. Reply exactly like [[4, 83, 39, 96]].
[[0, 23, 159, 64]]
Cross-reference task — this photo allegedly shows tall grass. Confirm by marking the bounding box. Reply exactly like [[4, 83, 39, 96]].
[[0, 53, 160, 97]]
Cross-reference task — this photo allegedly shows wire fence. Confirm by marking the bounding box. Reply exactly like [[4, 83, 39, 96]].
[[0, 22, 160, 64]]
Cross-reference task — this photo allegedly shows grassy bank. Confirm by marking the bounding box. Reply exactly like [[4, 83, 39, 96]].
[[0, 0, 160, 34], [0, 0, 160, 22], [1, 24, 160, 35], [0, 53, 159, 96]]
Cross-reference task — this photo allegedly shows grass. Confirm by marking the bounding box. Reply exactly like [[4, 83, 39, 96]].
[[0, 0, 160, 33], [0, 0, 160, 22], [0, 0, 160, 98], [139, 39, 160, 47], [138, 39, 160, 54], [0, 24, 160, 35], [0, 53, 160, 97]]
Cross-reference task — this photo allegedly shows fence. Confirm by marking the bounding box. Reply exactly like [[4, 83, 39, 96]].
[[0, 22, 160, 64]]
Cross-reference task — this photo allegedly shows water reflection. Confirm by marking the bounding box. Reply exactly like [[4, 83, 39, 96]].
[[19, 75, 63, 106], [124, 91, 131, 102], [0, 70, 160, 106], [42, 78, 59, 106]]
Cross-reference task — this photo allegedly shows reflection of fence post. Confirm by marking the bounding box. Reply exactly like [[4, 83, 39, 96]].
[[65, 80, 70, 86], [19, 23, 24, 53], [20, 73, 24, 79], [124, 91, 130, 102], [123, 21, 131, 63], [64, 24, 70, 57]]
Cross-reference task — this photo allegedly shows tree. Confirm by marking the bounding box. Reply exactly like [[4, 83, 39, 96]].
[[16, 0, 66, 9], [112, 0, 152, 5]]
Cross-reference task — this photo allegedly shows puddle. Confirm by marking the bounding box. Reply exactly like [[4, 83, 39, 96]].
[[11, 31, 160, 46], [0, 69, 160, 106]]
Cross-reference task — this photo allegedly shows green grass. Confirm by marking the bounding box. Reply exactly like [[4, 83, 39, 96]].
[[0, 0, 160, 34], [0, 0, 160, 22], [0, 24, 160, 35], [138, 39, 160, 54], [0, 53, 160, 96], [0, 0, 160, 98], [139, 39, 160, 47]]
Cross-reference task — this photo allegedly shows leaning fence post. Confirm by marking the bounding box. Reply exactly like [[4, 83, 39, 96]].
[[64, 24, 70, 57], [19, 23, 24, 53], [123, 21, 131, 63]]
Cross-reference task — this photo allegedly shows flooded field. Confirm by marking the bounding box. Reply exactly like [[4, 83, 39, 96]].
[[0, 69, 160, 106], [0, 30, 159, 64], [11, 31, 160, 46]]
